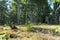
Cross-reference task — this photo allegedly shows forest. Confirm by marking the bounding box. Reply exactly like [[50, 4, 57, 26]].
[[0, 0, 60, 40]]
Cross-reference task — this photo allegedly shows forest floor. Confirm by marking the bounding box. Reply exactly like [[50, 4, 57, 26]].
[[0, 24, 60, 40]]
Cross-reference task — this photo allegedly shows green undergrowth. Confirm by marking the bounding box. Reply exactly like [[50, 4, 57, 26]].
[[24, 23, 33, 31]]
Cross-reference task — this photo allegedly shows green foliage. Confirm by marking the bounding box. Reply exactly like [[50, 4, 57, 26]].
[[25, 22, 32, 31], [21, 0, 27, 4], [52, 26, 60, 35], [0, 34, 8, 40], [51, 0, 60, 3], [0, 0, 58, 25], [54, 26, 59, 33], [3, 24, 7, 27]]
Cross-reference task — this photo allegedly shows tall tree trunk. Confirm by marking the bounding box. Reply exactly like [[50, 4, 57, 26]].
[[17, 0, 21, 24]]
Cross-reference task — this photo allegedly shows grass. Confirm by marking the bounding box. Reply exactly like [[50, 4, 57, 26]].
[[0, 24, 60, 40]]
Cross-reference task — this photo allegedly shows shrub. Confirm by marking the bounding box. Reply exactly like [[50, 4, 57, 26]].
[[25, 21, 33, 31]]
